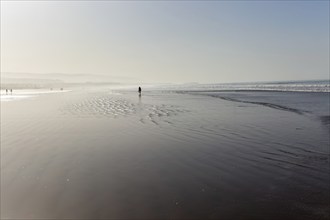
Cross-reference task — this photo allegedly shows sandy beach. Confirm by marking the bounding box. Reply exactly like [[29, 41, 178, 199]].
[[1, 87, 329, 219]]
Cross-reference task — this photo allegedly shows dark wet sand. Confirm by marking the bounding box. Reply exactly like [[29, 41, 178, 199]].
[[1, 88, 329, 219]]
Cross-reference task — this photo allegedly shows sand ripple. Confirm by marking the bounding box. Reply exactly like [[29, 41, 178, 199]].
[[61, 96, 187, 125], [62, 96, 136, 117]]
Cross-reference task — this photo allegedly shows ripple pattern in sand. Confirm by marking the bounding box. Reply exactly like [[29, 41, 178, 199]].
[[61, 96, 188, 125], [61, 96, 136, 117], [141, 104, 188, 125]]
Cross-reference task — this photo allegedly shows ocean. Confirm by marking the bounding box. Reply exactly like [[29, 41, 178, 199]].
[[153, 80, 330, 93]]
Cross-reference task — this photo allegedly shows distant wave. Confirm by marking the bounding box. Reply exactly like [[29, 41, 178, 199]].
[[157, 80, 330, 93]]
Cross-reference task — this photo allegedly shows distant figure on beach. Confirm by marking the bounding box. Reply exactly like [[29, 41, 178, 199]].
[[10, 89, 12, 95], [138, 87, 141, 94], [6, 89, 8, 95]]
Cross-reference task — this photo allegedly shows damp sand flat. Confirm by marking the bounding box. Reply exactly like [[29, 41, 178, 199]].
[[1, 88, 329, 219]]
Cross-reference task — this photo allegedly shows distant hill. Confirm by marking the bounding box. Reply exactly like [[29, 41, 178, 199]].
[[1, 72, 137, 84], [0, 72, 131, 89], [2, 77, 63, 84]]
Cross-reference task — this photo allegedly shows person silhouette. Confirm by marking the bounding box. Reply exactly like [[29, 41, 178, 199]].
[[138, 86, 141, 94]]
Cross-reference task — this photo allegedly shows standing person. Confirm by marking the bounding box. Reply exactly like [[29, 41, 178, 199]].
[[138, 86, 141, 94], [6, 89, 8, 95]]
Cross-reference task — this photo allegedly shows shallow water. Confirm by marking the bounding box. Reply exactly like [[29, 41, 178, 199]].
[[1, 88, 329, 219]]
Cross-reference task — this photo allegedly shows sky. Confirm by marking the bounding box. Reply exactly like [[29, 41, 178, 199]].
[[1, 1, 329, 83]]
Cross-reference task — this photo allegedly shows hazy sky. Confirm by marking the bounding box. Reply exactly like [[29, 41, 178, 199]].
[[1, 1, 329, 83]]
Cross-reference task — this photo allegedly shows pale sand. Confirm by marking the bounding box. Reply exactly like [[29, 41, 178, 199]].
[[1, 87, 329, 219]]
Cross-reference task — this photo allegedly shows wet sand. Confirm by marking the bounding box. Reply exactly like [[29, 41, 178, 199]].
[[1, 88, 329, 219]]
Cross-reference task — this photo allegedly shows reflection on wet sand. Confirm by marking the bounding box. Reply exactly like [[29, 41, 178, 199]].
[[1, 89, 329, 219]]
